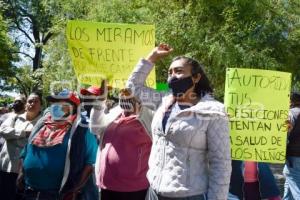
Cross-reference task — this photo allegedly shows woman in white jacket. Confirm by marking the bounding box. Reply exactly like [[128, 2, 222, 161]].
[[126, 44, 232, 200]]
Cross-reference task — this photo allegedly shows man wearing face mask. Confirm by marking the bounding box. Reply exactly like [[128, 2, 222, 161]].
[[80, 85, 116, 118], [18, 90, 98, 200], [0, 95, 26, 126], [80, 86, 102, 118], [90, 86, 154, 200], [12, 95, 26, 114], [0, 95, 26, 149], [0, 95, 25, 152]]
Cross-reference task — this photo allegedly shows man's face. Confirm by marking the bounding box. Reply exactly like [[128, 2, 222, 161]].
[[81, 94, 98, 113], [12, 99, 25, 113]]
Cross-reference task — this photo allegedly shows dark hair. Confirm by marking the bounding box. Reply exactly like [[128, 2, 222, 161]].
[[291, 91, 300, 107], [172, 56, 213, 97], [29, 92, 43, 105], [70, 103, 78, 114]]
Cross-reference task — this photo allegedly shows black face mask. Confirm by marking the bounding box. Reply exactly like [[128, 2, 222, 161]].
[[81, 99, 94, 117], [12, 102, 24, 113], [83, 105, 93, 115], [167, 76, 194, 97]]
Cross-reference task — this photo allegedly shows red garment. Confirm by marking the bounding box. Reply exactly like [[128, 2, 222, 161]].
[[32, 114, 76, 147], [243, 161, 282, 200], [98, 114, 152, 192], [244, 161, 258, 183], [268, 197, 281, 200]]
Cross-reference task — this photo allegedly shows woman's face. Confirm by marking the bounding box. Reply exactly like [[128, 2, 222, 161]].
[[168, 59, 192, 79], [168, 59, 201, 98], [26, 95, 41, 114], [57, 101, 74, 116], [49, 101, 75, 120]]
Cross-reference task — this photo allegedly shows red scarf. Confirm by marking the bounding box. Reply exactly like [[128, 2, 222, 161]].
[[32, 114, 76, 147]]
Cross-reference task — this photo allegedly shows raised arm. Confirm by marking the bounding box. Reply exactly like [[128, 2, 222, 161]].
[[89, 80, 123, 136], [89, 100, 107, 136], [126, 44, 173, 110]]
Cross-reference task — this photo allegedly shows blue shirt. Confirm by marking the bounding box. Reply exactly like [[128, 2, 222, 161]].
[[21, 129, 97, 190]]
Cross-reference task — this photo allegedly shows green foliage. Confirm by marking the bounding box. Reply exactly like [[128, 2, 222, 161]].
[[142, 0, 300, 99], [1, 0, 300, 102], [86, 0, 300, 99], [0, 95, 13, 107], [0, 0, 95, 97], [5, 66, 44, 97], [0, 16, 14, 69], [43, 33, 77, 96], [0, 11, 20, 94]]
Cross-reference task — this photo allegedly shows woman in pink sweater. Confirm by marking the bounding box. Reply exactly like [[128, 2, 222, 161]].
[[91, 88, 153, 200]]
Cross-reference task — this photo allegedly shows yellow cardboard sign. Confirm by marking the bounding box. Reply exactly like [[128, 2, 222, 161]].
[[66, 20, 156, 88], [224, 68, 291, 163]]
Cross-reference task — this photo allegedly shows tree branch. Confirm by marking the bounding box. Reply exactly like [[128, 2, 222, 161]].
[[31, 21, 40, 43], [17, 2, 34, 19], [14, 20, 35, 44], [6, 1, 34, 44], [11, 51, 34, 60], [24, 17, 32, 24], [42, 32, 53, 44]]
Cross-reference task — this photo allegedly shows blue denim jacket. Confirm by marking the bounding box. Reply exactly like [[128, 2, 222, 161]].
[[229, 160, 280, 199]]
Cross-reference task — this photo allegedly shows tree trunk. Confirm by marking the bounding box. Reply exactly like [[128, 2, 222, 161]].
[[33, 47, 42, 71]]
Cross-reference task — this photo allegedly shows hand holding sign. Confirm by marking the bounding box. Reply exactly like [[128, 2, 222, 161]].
[[146, 43, 173, 64], [97, 80, 109, 101], [286, 119, 292, 132]]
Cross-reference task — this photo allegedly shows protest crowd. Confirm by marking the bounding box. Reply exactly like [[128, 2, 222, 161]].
[[0, 44, 299, 200]]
